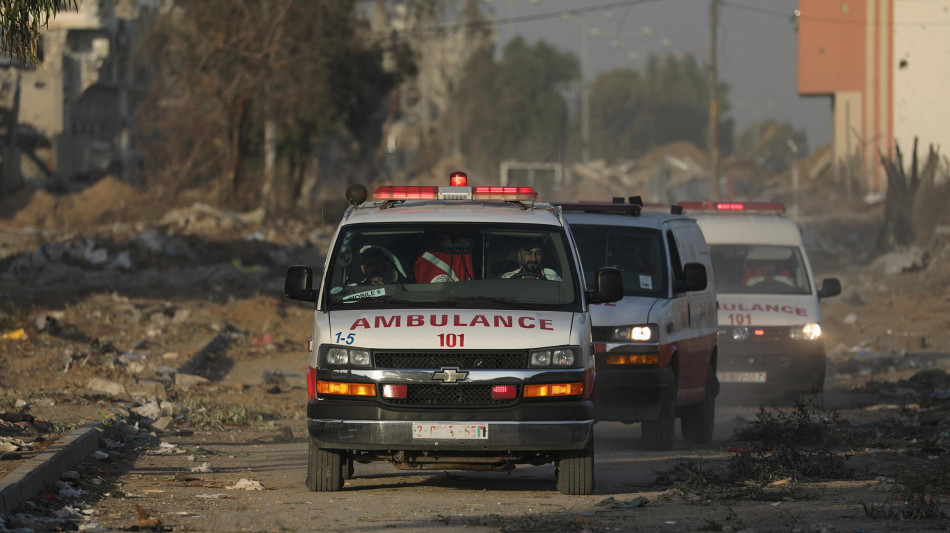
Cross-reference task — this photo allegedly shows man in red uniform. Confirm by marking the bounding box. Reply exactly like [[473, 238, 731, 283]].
[[413, 237, 475, 283], [742, 262, 794, 287]]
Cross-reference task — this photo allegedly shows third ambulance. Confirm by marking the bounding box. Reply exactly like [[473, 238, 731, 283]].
[[680, 202, 841, 407]]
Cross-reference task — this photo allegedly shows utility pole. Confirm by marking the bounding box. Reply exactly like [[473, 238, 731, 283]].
[[708, 0, 721, 201], [581, 16, 590, 164]]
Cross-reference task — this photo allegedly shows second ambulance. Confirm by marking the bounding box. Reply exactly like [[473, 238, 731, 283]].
[[680, 202, 841, 407], [284, 173, 622, 495]]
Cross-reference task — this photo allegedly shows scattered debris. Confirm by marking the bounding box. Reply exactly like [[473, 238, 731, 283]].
[[226, 478, 264, 491], [596, 496, 649, 509]]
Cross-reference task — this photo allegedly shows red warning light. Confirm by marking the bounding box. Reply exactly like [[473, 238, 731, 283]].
[[449, 171, 468, 186]]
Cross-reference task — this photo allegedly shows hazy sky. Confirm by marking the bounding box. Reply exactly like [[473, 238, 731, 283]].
[[482, 0, 832, 149]]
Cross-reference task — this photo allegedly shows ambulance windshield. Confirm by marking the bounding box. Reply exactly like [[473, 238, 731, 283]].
[[570, 225, 667, 297], [324, 223, 580, 311], [709, 244, 812, 295]]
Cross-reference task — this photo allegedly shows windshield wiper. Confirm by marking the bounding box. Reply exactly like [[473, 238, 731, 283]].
[[336, 295, 430, 307]]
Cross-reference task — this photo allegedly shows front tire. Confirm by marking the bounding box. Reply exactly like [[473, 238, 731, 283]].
[[556, 434, 595, 495], [306, 439, 344, 492], [681, 367, 717, 444], [642, 381, 676, 451]]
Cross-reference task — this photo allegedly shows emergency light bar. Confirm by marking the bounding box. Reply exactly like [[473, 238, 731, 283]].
[[554, 202, 642, 215], [471, 186, 538, 201], [677, 201, 785, 213], [373, 185, 438, 200], [372, 185, 538, 202]]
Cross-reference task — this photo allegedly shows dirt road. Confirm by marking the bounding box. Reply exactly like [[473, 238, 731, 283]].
[[20, 396, 944, 533]]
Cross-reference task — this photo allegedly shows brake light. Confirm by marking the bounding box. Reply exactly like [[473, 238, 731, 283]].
[[373, 186, 439, 200], [382, 384, 407, 399], [677, 201, 785, 213], [471, 186, 538, 201], [491, 385, 518, 400], [524, 382, 584, 397], [307, 367, 317, 398]]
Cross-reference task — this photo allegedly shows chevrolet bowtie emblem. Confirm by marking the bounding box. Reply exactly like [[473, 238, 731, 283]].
[[432, 367, 468, 384]]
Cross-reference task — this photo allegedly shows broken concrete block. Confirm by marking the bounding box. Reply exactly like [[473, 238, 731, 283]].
[[86, 377, 129, 397], [174, 373, 210, 388]]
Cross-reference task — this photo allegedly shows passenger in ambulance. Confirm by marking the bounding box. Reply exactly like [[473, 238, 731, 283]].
[[413, 235, 475, 283], [501, 239, 561, 280], [352, 245, 408, 286], [742, 261, 794, 288]]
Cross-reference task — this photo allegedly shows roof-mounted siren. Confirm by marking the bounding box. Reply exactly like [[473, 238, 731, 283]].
[[628, 196, 643, 206], [371, 171, 538, 203], [670, 205, 684, 215], [449, 171, 468, 186], [677, 201, 785, 214], [346, 184, 368, 206], [612, 197, 624, 204]]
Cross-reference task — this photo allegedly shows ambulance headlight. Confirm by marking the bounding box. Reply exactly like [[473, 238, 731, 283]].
[[790, 323, 821, 341], [529, 347, 577, 367], [611, 325, 657, 342], [324, 347, 372, 367]]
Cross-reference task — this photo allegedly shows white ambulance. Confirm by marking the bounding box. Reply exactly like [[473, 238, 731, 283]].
[[560, 199, 719, 451], [680, 202, 841, 407], [284, 173, 622, 495]]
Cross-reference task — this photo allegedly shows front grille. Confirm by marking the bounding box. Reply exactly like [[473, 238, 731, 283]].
[[380, 384, 519, 407], [375, 351, 526, 369], [720, 326, 789, 342]]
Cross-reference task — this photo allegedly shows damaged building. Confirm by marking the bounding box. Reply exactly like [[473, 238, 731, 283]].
[[0, 0, 152, 197]]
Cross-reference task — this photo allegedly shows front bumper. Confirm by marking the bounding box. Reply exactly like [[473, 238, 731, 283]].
[[591, 342, 673, 423], [307, 399, 593, 451], [717, 335, 826, 398], [308, 418, 592, 451]]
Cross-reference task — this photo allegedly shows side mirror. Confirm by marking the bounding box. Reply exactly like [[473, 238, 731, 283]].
[[674, 262, 707, 293], [818, 277, 842, 299], [587, 267, 623, 304], [285, 265, 317, 302]]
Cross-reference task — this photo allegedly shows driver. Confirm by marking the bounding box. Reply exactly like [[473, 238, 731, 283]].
[[502, 239, 561, 280], [353, 246, 405, 286]]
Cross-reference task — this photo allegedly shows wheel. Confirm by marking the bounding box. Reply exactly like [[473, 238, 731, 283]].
[[306, 439, 344, 491], [642, 385, 676, 451], [800, 391, 824, 410], [342, 455, 355, 480], [641, 408, 675, 451], [556, 434, 595, 495], [681, 367, 717, 444]]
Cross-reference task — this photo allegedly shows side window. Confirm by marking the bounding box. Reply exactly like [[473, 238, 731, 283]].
[[666, 230, 684, 283]]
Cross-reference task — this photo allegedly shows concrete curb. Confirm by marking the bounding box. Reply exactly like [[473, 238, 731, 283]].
[[0, 423, 103, 516]]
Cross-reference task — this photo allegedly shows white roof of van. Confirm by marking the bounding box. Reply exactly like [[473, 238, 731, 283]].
[[342, 199, 563, 226], [562, 209, 684, 230], [690, 213, 802, 245]]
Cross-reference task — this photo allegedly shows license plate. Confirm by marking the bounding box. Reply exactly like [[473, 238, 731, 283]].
[[717, 371, 767, 383], [412, 423, 488, 440]]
